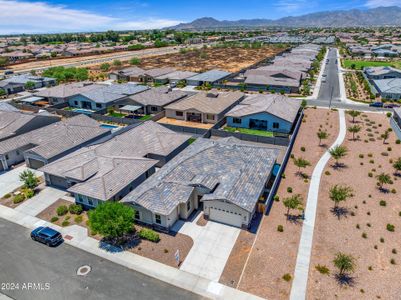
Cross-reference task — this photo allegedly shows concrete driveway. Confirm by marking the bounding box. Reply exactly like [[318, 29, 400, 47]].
[[172, 213, 240, 282], [0, 166, 42, 198], [15, 186, 68, 216]]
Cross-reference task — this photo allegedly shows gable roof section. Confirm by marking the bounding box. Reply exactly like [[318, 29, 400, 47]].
[[128, 87, 187, 107]]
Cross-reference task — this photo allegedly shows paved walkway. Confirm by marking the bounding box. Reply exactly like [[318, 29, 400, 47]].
[[15, 186, 68, 216], [0, 166, 42, 198], [0, 203, 261, 300], [290, 109, 347, 300], [172, 213, 240, 282]]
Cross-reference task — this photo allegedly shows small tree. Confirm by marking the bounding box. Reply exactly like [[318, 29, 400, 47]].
[[24, 81, 35, 90], [317, 130, 329, 146], [381, 130, 389, 144], [88, 202, 134, 239], [19, 170, 39, 189], [329, 145, 348, 167], [129, 57, 141, 65], [376, 172, 392, 190], [333, 252, 356, 276], [348, 125, 361, 141], [329, 184, 353, 209], [293, 157, 311, 176], [283, 194, 303, 220], [347, 110, 361, 123], [393, 157, 401, 175], [100, 63, 110, 72]]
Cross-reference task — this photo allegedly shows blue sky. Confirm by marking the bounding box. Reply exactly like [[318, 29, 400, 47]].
[[0, 0, 399, 34]]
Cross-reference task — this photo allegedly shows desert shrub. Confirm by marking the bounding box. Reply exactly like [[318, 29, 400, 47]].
[[396, 139, 401, 144], [359, 154, 364, 158], [22, 188, 34, 199], [74, 215, 83, 223], [315, 264, 330, 275], [65, 215, 70, 220], [391, 189, 397, 194], [277, 225, 284, 232], [368, 153, 373, 157], [61, 220, 70, 227], [367, 223, 371, 227], [379, 200, 387, 207], [282, 273, 292, 282], [390, 259, 396, 265], [274, 195, 280, 202], [374, 245, 378, 249], [300, 146, 306, 152], [138, 228, 160, 242], [325, 171, 331, 175], [356, 224, 360, 229], [164, 249, 169, 253], [368, 172, 373, 177], [290, 154, 295, 159], [387, 147, 392, 151], [392, 249, 397, 254], [369, 159, 374, 164], [368, 266, 373, 271], [362, 232, 367, 239], [387, 112, 392, 118], [387, 224, 395, 232], [287, 187, 293, 193], [3, 193, 11, 199], [69, 204, 83, 215], [350, 212, 355, 216], [380, 237, 385, 243], [381, 152, 389, 157], [50, 216, 59, 223], [13, 194, 25, 204], [56, 205, 68, 216]]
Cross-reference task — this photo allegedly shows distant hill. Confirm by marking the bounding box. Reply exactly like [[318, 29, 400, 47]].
[[167, 6, 401, 30]]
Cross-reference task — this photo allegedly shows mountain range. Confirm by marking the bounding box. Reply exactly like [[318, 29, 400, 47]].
[[167, 6, 401, 30]]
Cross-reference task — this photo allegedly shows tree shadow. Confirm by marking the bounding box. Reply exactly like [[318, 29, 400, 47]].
[[296, 171, 309, 179], [393, 172, 401, 178], [286, 214, 304, 225], [330, 206, 350, 220], [378, 187, 390, 194], [99, 231, 141, 252], [334, 273, 356, 287], [331, 162, 347, 170]]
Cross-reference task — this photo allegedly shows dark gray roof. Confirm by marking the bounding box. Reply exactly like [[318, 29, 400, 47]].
[[128, 87, 187, 107], [187, 69, 231, 82], [123, 137, 279, 214], [0, 114, 109, 159], [34, 82, 101, 99], [39, 121, 189, 201], [80, 84, 149, 104], [0, 102, 19, 112], [374, 78, 401, 94]]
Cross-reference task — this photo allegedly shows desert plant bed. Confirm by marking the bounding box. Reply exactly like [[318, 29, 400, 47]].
[[234, 108, 340, 299], [0, 178, 44, 209], [307, 112, 401, 300]]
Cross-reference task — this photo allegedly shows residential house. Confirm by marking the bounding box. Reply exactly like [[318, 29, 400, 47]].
[[225, 94, 301, 133], [122, 137, 279, 230], [139, 68, 176, 83], [122, 87, 188, 115], [0, 74, 56, 95], [165, 91, 245, 124], [1, 51, 34, 62], [108, 67, 146, 82], [372, 78, 401, 100], [364, 66, 401, 80], [0, 115, 110, 171], [186, 70, 232, 86], [40, 121, 190, 208], [154, 70, 199, 85]]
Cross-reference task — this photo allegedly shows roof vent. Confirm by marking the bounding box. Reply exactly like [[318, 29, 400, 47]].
[[206, 92, 218, 98]]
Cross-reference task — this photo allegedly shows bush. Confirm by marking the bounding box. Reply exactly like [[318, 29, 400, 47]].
[[22, 187, 34, 199], [74, 215, 83, 223], [390, 259, 396, 265], [325, 171, 331, 176], [3, 193, 11, 199], [387, 112, 392, 118], [379, 200, 387, 207], [50, 216, 59, 223], [315, 264, 330, 275], [287, 187, 293, 193], [380, 237, 385, 243], [61, 220, 70, 227], [362, 232, 367, 239], [274, 195, 280, 202], [57, 205, 68, 216], [387, 224, 395, 232], [277, 225, 284, 232], [396, 139, 401, 144], [69, 204, 83, 215], [359, 154, 364, 158], [300, 146, 306, 152], [282, 273, 292, 282], [138, 228, 160, 242], [392, 248, 397, 254], [368, 172, 373, 177], [391, 189, 397, 194], [13, 194, 25, 204]]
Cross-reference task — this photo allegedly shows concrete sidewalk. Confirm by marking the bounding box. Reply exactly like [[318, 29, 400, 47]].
[[290, 109, 347, 300], [0, 203, 262, 300]]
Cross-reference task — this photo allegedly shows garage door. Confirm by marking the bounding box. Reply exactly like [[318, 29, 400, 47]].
[[209, 207, 243, 228], [28, 158, 45, 169]]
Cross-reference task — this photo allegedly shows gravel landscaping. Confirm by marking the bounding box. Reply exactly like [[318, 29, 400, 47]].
[[237, 108, 340, 299], [307, 112, 401, 299], [0, 178, 44, 209]]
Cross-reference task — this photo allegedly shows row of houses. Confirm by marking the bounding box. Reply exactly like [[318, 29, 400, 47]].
[[0, 74, 56, 95], [348, 44, 401, 58], [364, 66, 401, 100], [242, 44, 321, 93]]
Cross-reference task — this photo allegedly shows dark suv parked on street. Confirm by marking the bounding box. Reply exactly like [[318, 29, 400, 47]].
[[31, 226, 63, 247]]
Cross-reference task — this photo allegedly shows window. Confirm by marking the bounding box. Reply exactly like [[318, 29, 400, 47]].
[[155, 214, 161, 224], [88, 199, 93, 206], [273, 122, 280, 129], [150, 106, 157, 112], [232, 118, 242, 124], [5, 154, 9, 160], [96, 103, 102, 108], [206, 114, 214, 120], [135, 210, 140, 220], [175, 111, 183, 117], [74, 101, 78, 106], [16, 150, 20, 155], [187, 201, 191, 212]]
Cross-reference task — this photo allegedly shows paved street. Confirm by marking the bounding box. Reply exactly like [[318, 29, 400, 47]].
[[317, 48, 341, 103], [0, 219, 203, 300]]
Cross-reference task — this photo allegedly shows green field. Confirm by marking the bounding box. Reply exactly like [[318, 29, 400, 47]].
[[224, 127, 274, 137], [343, 59, 401, 70]]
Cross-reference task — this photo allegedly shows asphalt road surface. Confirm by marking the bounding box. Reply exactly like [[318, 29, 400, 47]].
[[317, 48, 341, 103], [0, 219, 203, 300]]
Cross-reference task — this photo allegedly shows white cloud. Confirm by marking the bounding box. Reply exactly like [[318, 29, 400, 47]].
[[0, 0, 182, 34], [365, 0, 401, 8], [274, 0, 317, 13]]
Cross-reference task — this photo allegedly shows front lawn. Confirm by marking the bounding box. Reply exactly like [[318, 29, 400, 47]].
[[224, 126, 274, 137], [107, 112, 126, 118], [343, 59, 401, 70], [139, 114, 152, 121]]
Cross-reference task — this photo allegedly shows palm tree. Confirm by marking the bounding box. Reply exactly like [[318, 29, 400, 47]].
[[293, 157, 311, 176], [347, 110, 361, 123], [329, 184, 353, 209], [317, 130, 329, 146], [283, 194, 303, 220], [381, 130, 389, 144], [393, 157, 401, 175], [348, 125, 361, 141], [333, 252, 356, 276], [376, 172, 392, 190], [329, 145, 348, 167]]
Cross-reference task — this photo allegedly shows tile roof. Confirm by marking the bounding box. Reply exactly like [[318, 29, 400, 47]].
[[34, 82, 101, 99], [365, 66, 401, 77], [123, 137, 279, 215], [39, 121, 189, 201], [226, 94, 300, 123], [374, 78, 401, 94], [187, 70, 231, 82], [155, 70, 198, 81], [79, 83, 149, 104], [128, 86, 187, 107], [165, 91, 244, 114]]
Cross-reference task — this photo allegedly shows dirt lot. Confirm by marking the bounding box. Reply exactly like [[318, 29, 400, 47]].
[[237, 108, 340, 299], [104, 46, 285, 73], [307, 112, 401, 300]]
